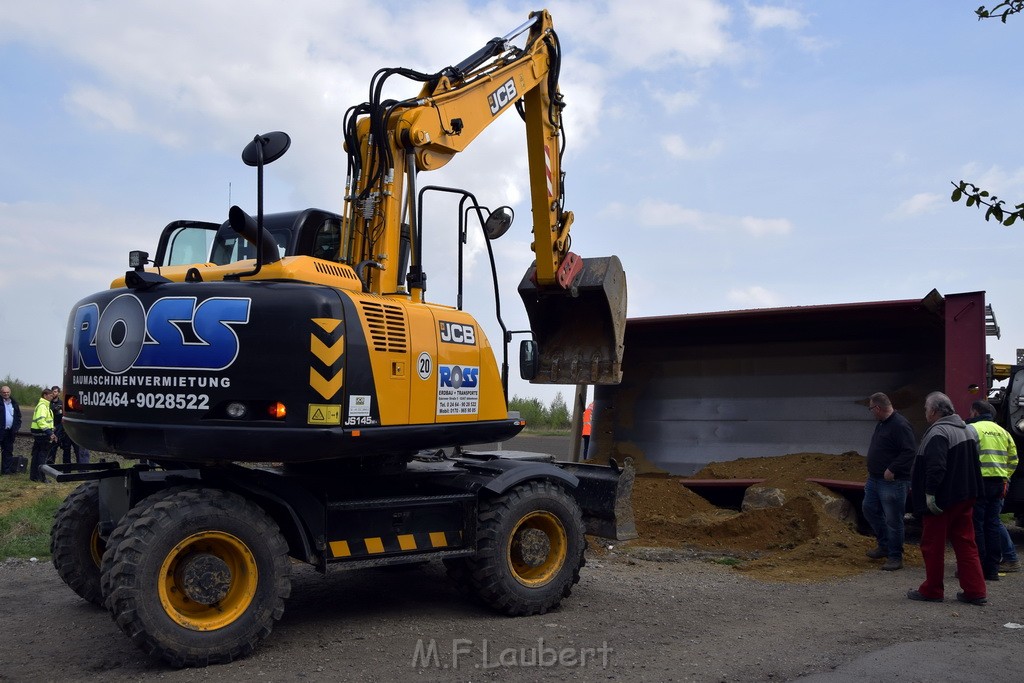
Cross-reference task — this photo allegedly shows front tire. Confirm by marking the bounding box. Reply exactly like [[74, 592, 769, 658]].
[[106, 488, 291, 667], [51, 481, 105, 607], [463, 480, 585, 616]]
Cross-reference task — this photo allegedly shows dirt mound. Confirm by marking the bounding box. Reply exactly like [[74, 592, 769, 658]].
[[624, 452, 919, 582]]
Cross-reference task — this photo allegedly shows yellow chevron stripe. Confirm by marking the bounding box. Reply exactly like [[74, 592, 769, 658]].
[[310, 367, 344, 399], [398, 534, 417, 551], [429, 532, 448, 548], [311, 333, 344, 365], [365, 537, 385, 554], [330, 540, 351, 557], [312, 318, 342, 334]]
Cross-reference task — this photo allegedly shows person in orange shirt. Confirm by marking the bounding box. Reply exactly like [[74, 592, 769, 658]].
[[581, 401, 594, 460]]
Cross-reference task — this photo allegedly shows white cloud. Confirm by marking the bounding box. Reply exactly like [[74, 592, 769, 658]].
[[565, 0, 737, 70], [65, 85, 187, 147], [727, 285, 782, 307], [651, 87, 701, 113], [662, 134, 723, 160], [746, 4, 809, 31], [892, 192, 943, 217], [739, 216, 791, 236], [631, 200, 793, 236], [956, 163, 1024, 198]]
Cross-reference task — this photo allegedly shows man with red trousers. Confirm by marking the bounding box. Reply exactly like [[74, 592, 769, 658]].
[[906, 391, 987, 606]]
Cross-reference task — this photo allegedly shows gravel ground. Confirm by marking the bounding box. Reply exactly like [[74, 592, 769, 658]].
[[3, 433, 1022, 681], [1, 547, 1022, 681]]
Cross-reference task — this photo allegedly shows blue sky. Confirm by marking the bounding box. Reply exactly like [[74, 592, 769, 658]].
[[2, 1, 1023, 405]]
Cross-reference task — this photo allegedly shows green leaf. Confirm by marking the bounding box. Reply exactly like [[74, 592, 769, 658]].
[[1003, 214, 1017, 227], [967, 196, 976, 207], [951, 189, 963, 202]]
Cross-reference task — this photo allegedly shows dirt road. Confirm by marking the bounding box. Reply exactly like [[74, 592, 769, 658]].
[[2, 549, 1022, 682], [4, 433, 1021, 681]]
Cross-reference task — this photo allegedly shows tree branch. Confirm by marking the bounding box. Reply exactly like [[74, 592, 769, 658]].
[[976, 2, 1024, 22], [950, 180, 1024, 226]]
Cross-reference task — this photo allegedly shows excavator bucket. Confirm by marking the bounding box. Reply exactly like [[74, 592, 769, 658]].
[[518, 255, 627, 385]]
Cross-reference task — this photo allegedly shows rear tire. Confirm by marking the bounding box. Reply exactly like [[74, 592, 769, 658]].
[[463, 480, 585, 616], [106, 488, 291, 667], [100, 487, 186, 609], [51, 481, 105, 607]]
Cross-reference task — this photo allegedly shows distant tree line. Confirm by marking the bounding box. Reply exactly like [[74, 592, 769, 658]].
[[508, 392, 572, 431]]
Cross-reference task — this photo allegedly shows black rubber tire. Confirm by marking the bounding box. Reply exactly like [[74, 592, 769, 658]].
[[106, 488, 292, 667], [51, 481, 105, 607], [442, 557, 476, 599], [462, 480, 585, 616], [100, 486, 187, 610]]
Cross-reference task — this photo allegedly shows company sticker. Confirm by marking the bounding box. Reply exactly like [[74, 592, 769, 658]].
[[349, 395, 372, 417], [437, 364, 479, 416]]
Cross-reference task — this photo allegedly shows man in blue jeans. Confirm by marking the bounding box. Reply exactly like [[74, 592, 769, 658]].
[[862, 392, 918, 571]]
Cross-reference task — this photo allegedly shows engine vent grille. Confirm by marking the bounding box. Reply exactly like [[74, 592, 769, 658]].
[[359, 301, 408, 353], [315, 262, 360, 281]]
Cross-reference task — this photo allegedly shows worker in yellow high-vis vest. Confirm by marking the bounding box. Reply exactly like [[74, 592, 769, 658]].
[[967, 400, 1019, 580], [29, 387, 56, 483]]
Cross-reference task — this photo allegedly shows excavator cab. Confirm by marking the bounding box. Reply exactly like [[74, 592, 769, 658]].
[[518, 255, 626, 385]]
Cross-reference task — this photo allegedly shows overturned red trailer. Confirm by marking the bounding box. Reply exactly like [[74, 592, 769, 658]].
[[591, 290, 1004, 478]]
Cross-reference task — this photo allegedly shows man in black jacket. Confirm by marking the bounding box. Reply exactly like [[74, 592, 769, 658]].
[[862, 392, 917, 571], [906, 392, 987, 606], [1, 386, 22, 474]]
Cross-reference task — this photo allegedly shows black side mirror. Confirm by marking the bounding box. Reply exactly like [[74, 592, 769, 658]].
[[241, 131, 291, 166], [484, 206, 514, 240], [519, 339, 539, 381]]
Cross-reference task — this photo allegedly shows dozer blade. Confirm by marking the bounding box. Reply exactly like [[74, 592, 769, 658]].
[[518, 255, 627, 385]]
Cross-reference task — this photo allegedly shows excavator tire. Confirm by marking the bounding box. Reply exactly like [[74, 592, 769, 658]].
[[51, 481, 105, 607], [100, 486, 189, 609], [105, 488, 291, 667], [462, 480, 585, 616], [442, 557, 477, 599]]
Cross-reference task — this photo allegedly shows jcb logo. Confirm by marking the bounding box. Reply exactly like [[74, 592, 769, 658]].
[[439, 321, 476, 345], [488, 79, 517, 115]]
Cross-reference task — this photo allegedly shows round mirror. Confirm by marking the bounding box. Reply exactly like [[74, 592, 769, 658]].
[[242, 131, 291, 167], [484, 206, 514, 240]]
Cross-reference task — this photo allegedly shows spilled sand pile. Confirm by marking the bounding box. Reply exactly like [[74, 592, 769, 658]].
[[622, 452, 922, 582]]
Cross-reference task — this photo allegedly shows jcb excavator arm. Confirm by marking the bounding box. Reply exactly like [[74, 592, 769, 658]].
[[342, 10, 625, 384]]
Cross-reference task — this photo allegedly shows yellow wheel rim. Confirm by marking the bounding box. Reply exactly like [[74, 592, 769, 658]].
[[506, 510, 567, 587], [157, 531, 259, 631], [89, 526, 105, 569]]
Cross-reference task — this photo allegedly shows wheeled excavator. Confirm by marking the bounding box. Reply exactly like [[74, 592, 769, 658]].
[[46, 10, 632, 667]]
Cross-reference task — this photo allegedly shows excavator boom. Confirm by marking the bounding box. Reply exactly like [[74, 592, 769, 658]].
[[341, 10, 626, 385]]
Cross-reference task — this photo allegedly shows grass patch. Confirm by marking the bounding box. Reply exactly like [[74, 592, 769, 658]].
[[519, 428, 572, 437], [1, 463, 78, 559], [711, 556, 744, 566], [0, 491, 67, 559]]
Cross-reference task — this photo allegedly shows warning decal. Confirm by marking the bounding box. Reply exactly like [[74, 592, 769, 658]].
[[307, 403, 342, 425]]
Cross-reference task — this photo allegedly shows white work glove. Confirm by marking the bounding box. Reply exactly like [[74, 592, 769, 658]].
[[925, 494, 943, 515]]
